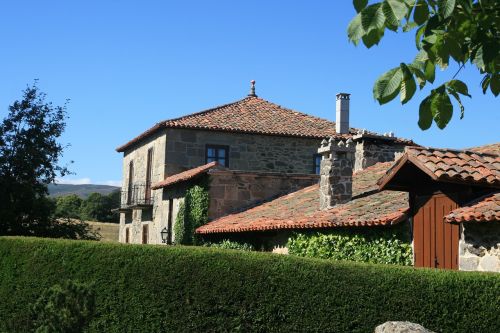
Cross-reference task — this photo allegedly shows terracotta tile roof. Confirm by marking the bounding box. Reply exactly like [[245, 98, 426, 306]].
[[379, 146, 500, 190], [151, 162, 219, 190], [469, 143, 500, 156], [116, 96, 414, 152], [196, 162, 409, 234], [445, 192, 500, 223]]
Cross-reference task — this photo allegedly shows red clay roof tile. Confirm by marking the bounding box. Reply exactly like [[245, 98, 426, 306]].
[[196, 162, 408, 234], [379, 146, 500, 189], [116, 96, 414, 152], [445, 192, 500, 223], [151, 162, 219, 190]]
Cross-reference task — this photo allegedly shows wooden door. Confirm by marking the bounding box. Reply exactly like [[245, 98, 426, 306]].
[[413, 194, 459, 269]]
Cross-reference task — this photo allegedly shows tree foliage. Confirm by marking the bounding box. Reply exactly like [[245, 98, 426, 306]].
[[0, 82, 71, 236], [79, 191, 119, 222], [348, 0, 499, 129], [0, 83, 100, 239], [54, 195, 83, 220]]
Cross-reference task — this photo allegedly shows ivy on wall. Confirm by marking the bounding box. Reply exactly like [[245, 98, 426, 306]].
[[174, 180, 210, 245], [288, 227, 412, 266]]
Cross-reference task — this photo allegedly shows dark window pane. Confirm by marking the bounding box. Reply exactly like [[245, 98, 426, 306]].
[[207, 148, 216, 157], [207, 157, 216, 163], [218, 148, 226, 157], [219, 158, 226, 166], [314, 155, 321, 175]]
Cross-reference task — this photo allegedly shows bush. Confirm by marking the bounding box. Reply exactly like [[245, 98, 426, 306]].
[[30, 280, 95, 333], [288, 229, 412, 266], [0, 237, 499, 333], [204, 239, 254, 251]]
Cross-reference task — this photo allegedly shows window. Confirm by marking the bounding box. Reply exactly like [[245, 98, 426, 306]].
[[127, 161, 134, 205], [313, 154, 322, 175], [206, 145, 229, 167], [125, 228, 129, 243], [142, 224, 149, 244], [145, 148, 153, 203]]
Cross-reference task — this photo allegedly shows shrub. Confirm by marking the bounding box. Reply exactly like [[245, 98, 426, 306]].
[[0, 237, 499, 333], [204, 239, 254, 251], [30, 280, 95, 333], [288, 229, 412, 266]]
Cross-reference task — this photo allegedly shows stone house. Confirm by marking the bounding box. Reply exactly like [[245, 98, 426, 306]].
[[116, 82, 411, 245], [197, 143, 500, 272]]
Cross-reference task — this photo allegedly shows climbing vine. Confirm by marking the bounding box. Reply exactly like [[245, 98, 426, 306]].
[[174, 179, 210, 245], [288, 226, 412, 266]]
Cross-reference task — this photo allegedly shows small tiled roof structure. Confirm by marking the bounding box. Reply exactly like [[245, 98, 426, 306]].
[[378, 146, 500, 190], [445, 192, 500, 223], [116, 95, 413, 152], [196, 162, 409, 234], [151, 162, 220, 190]]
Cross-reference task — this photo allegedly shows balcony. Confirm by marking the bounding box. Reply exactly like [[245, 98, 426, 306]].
[[120, 182, 154, 210]]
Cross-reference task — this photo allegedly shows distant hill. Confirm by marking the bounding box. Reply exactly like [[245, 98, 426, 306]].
[[48, 184, 120, 198]]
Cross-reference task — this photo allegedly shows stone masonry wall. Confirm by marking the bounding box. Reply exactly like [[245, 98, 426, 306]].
[[459, 222, 500, 272], [208, 170, 319, 220], [165, 128, 321, 176], [119, 130, 168, 244], [354, 141, 406, 171]]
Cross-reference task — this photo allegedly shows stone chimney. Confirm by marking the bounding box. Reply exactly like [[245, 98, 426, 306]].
[[318, 137, 355, 210], [335, 93, 350, 134]]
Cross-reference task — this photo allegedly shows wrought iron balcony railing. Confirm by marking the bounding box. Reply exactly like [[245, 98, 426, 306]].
[[120, 182, 153, 209]]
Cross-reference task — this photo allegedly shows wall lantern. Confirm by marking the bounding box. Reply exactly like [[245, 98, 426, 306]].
[[160, 227, 169, 244]]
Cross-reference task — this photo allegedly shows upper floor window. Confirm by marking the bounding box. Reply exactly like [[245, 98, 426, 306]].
[[313, 154, 321, 175], [145, 148, 153, 203], [206, 145, 229, 167]]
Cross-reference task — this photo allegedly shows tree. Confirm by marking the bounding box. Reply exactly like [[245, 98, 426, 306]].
[[80, 192, 119, 222], [0, 83, 97, 239], [54, 194, 82, 220], [348, 0, 499, 129], [0, 82, 70, 235]]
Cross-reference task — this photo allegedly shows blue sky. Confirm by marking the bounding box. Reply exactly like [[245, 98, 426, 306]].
[[0, 1, 498, 186]]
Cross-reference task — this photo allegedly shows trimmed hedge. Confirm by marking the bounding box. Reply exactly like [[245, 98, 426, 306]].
[[0, 237, 499, 333]]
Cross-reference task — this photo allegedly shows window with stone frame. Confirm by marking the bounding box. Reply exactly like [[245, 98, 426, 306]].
[[206, 145, 229, 167], [313, 154, 322, 175]]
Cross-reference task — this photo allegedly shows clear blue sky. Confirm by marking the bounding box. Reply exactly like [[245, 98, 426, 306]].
[[0, 1, 498, 186]]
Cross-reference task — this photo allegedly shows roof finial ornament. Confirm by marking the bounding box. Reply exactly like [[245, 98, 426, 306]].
[[248, 80, 257, 97]]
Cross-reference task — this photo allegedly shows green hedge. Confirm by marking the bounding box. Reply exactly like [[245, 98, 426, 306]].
[[288, 229, 412, 266], [0, 237, 499, 333]]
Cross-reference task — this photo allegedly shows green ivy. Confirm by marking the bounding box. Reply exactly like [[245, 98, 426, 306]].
[[174, 180, 210, 245], [204, 239, 254, 251], [288, 228, 412, 266]]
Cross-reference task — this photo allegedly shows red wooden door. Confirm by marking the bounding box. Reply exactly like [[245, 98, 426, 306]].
[[413, 194, 459, 269]]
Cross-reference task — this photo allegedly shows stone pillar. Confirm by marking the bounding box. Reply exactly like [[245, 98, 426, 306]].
[[318, 137, 355, 210]]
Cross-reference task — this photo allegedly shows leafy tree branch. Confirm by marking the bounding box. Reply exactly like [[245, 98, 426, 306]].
[[348, 0, 499, 129]]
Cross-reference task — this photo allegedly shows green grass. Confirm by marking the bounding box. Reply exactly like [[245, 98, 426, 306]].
[[0, 237, 499, 333]]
